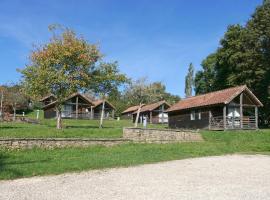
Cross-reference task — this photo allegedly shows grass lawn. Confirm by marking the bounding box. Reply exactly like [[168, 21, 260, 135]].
[[0, 118, 270, 180], [0, 118, 166, 138]]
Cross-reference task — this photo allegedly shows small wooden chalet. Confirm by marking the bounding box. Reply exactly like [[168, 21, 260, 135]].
[[41, 93, 115, 120], [166, 85, 263, 130], [132, 100, 170, 124], [121, 104, 145, 120], [91, 100, 115, 119]]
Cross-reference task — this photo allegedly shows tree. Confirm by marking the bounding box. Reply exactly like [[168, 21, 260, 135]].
[[0, 86, 5, 120], [194, 0, 270, 125], [3, 84, 29, 121], [194, 53, 216, 95], [20, 26, 101, 129], [122, 78, 180, 127], [90, 62, 128, 128], [185, 63, 194, 97]]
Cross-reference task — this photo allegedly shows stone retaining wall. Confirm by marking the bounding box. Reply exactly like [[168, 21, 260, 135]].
[[123, 128, 203, 143], [0, 138, 129, 149]]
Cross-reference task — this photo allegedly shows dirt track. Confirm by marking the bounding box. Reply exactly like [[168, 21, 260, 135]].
[[1, 154, 270, 200]]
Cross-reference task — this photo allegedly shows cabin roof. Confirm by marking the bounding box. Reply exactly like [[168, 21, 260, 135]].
[[42, 93, 94, 109], [166, 85, 263, 112], [40, 94, 55, 102], [133, 100, 170, 114], [122, 104, 145, 114], [92, 99, 116, 109]]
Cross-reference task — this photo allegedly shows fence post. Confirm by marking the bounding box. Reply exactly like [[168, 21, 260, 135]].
[[255, 106, 258, 129], [240, 93, 243, 129], [223, 105, 227, 130], [208, 110, 212, 130]]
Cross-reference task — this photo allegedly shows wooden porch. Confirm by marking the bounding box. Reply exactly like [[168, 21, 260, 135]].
[[209, 93, 258, 130]]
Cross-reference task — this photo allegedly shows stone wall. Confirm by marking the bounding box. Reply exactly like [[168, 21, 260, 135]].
[[0, 128, 203, 149], [0, 138, 129, 149], [123, 128, 203, 143]]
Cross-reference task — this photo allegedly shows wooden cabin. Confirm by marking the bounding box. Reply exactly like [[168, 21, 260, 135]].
[[41, 93, 115, 120], [91, 100, 115, 119], [166, 85, 263, 130], [132, 101, 170, 124], [121, 105, 145, 120]]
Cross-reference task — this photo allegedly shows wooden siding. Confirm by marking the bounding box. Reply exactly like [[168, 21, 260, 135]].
[[168, 109, 210, 129], [44, 107, 56, 119]]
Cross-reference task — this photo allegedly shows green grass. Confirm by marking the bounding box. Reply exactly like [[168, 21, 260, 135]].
[[0, 119, 270, 180], [0, 118, 166, 138]]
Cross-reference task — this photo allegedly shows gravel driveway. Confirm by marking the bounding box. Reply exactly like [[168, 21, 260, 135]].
[[1, 154, 270, 200]]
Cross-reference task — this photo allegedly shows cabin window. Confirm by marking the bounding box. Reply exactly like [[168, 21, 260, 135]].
[[198, 110, 201, 120], [190, 111, 195, 120]]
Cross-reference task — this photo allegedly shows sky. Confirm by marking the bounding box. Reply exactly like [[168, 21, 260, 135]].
[[0, 0, 263, 97]]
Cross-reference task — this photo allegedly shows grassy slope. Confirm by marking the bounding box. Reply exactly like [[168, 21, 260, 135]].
[[1, 128, 270, 180], [0, 119, 166, 138]]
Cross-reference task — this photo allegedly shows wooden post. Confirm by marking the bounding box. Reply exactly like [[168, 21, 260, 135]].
[[76, 96, 79, 119], [150, 111, 153, 124], [208, 110, 212, 130], [255, 106, 258, 129], [90, 106, 93, 119], [112, 109, 115, 119], [232, 106, 235, 129], [99, 100, 105, 128], [223, 105, 227, 130], [240, 93, 243, 129], [134, 103, 142, 128]]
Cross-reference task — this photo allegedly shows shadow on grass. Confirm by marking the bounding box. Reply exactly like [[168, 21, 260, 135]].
[[66, 125, 114, 129], [0, 153, 23, 179], [0, 126, 24, 129]]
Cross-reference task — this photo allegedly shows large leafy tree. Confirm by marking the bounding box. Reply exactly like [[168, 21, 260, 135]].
[[194, 0, 270, 125], [20, 26, 101, 129], [2, 84, 29, 121], [194, 53, 216, 95], [90, 62, 128, 128], [123, 79, 180, 106]]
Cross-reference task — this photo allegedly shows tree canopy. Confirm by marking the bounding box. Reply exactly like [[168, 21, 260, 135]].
[[194, 1, 270, 125], [20, 26, 127, 128]]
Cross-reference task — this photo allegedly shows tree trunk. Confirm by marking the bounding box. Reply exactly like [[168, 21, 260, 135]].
[[13, 107, 16, 121], [56, 107, 63, 129], [0, 91, 3, 120], [134, 103, 142, 128], [99, 100, 105, 128]]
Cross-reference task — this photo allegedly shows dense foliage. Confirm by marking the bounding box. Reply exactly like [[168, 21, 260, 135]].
[[108, 78, 180, 117], [184, 63, 194, 97], [20, 26, 127, 128], [195, 1, 270, 125]]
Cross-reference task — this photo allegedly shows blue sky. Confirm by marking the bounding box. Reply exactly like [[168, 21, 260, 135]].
[[0, 0, 262, 97]]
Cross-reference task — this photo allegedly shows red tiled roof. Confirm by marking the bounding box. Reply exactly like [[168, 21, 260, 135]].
[[92, 99, 116, 109], [133, 100, 170, 114], [166, 85, 263, 112], [122, 105, 145, 114]]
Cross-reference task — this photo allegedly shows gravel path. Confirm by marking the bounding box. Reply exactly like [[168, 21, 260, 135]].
[[1, 154, 270, 200]]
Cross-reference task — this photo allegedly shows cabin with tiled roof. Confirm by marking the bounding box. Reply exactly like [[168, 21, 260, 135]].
[[166, 85, 263, 130], [121, 104, 145, 120], [132, 100, 171, 124], [41, 93, 115, 120]]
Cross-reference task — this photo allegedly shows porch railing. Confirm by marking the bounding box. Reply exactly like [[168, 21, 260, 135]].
[[61, 111, 113, 120], [209, 116, 256, 130]]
